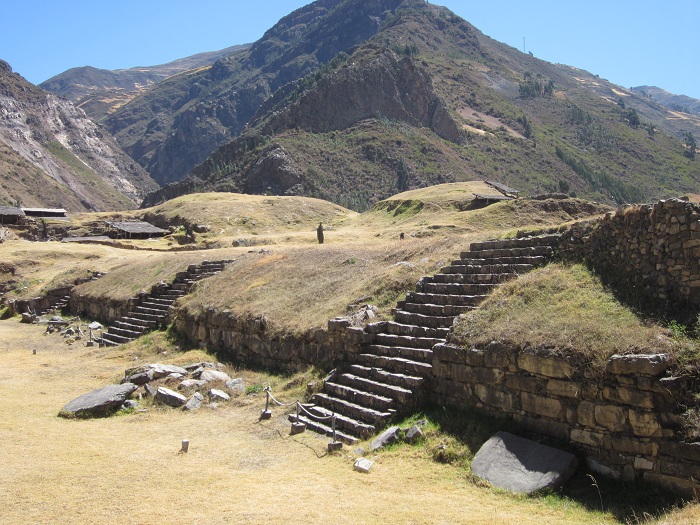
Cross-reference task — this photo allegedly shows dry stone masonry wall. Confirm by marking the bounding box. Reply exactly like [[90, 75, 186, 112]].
[[559, 198, 700, 308], [432, 342, 700, 494]]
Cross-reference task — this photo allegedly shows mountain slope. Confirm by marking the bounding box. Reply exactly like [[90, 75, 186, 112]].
[[142, 0, 700, 210], [39, 45, 249, 121], [632, 85, 700, 118], [0, 60, 157, 211], [101, 0, 407, 186]]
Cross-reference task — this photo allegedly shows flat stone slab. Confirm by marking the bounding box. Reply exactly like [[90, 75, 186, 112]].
[[59, 383, 137, 418], [471, 431, 578, 494], [370, 425, 400, 451], [354, 458, 374, 473]]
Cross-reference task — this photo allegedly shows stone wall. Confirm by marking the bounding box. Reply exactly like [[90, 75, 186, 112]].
[[432, 342, 700, 495], [174, 308, 366, 372], [559, 198, 700, 308]]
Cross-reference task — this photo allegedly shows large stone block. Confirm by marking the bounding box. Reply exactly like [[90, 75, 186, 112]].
[[518, 352, 575, 379], [606, 354, 673, 377], [505, 374, 544, 394], [521, 392, 567, 420], [610, 436, 654, 456], [547, 379, 581, 398], [628, 410, 664, 437], [603, 386, 655, 409], [594, 404, 627, 432], [577, 401, 596, 427], [432, 343, 465, 364], [471, 431, 578, 494], [571, 428, 609, 448], [474, 384, 513, 410]]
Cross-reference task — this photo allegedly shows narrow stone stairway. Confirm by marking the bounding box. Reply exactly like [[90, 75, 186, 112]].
[[100, 260, 232, 346], [290, 234, 562, 444]]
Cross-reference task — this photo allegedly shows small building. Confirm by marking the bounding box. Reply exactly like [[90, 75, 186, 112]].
[[21, 208, 68, 218], [472, 193, 514, 205], [0, 206, 25, 225], [484, 181, 521, 199], [106, 221, 168, 239]]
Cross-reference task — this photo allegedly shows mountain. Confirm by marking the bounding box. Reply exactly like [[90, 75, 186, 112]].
[[137, 0, 700, 210], [40, 45, 249, 121], [632, 85, 700, 118], [0, 60, 157, 211]]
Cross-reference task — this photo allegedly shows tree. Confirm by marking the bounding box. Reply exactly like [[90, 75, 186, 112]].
[[683, 132, 696, 159], [625, 109, 640, 128]]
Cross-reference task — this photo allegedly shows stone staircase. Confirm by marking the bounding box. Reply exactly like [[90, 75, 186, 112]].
[[290, 234, 561, 444], [100, 260, 232, 347]]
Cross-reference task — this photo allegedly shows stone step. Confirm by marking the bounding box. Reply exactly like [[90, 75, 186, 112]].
[[401, 302, 475, 317], [288, 414, 360, 445], [140, 301, 171, 312], [112, 321, 148, 334], [374, 333, 443, 349], [364, 344, 433, 363], [129, 311, 166, 323], [144, 296, 177, 306], [120, 316, 158, 329], [348, 365, 425, 390], [170, 283, 190, 291], [406, 292, 485, 307], [365, 321, 450, 339], [133, 306, 168, 317], [336, 372, 414, 404], [427, 273, 516, 285], [323, 382, 396, 411], [452, 255, 548, 267], [468, 234, 561, 252], [419, 282, 499, 295], [310, 393, 393, 425], [357, 353, 432, 376], [108, 326, 143, 339], [304, 405, 376, 438], [101, 332, 133, 345], [466, 245, 554, 259], [394, 310, 456, 329], [440, 263, 535, 275]]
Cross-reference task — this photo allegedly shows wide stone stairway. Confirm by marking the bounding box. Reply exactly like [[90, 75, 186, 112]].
[[291, 234, 562, 444], [100, 260, 232, 346]]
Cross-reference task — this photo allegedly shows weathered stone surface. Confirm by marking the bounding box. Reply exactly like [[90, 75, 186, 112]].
[[183, 392, 204, 411], [122, 368, 154, 385], [200, 369, 232, 383], [354, 458, 374, 473], [226, 378, 246, 392], [59, 383, 137, 418], [629, 410, 664, 437], [155, 386, 187, 407], [518, 352, 575, 379], [474, 384, 513, 410], [209, 388, 230, 402], [150, 364, 189, 379], [178, 379, 207, 390], [603, 386, 655, 409], [594, 404, 627, 432], [606, 354, 673, 377], [521, 392, 566, 419], [405, 425, 424, 443], [471, 431, 578, 494], [370, 426, 400, 451]]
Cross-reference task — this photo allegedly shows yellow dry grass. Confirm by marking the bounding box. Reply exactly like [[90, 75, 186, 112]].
[[6, 320, 697, 525]]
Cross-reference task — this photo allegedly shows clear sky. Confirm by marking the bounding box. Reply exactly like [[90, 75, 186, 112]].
[[1, 0, 697, 99]]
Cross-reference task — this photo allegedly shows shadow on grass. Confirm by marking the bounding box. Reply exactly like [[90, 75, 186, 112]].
[[416, 403, 688, 523]]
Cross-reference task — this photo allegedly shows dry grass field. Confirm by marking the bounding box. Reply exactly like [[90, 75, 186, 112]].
[[1, 321, 699, 525], [2, 187, 699, 524]]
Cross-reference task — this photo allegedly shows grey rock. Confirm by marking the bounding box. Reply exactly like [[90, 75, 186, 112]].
[[178, 379, 207, 390], [183, 392, 204, 411], [370, 425, 400, 451], [123, 369, 154, 385], [184, 361, 216, 372], [209, 388, 230, 402], [471, 431, 578, 494], [606, 353, 673, 377], [225, 378, 245, 392], [354, 458, 374, 473], [144, 383, 157, 397], [88, 321, 102, 330], [200, 369, 231, 382], [122, 399, 139, 410], [59, 383, 137, 418], [405, 425, 424, 443], [353, 447, 366, 457], [149, 363, 189, 379], [21, 312, 34, 323], [155, 386, 187, 407]]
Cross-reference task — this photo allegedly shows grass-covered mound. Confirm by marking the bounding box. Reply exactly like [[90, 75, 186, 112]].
[[450, 263, 694, 365]]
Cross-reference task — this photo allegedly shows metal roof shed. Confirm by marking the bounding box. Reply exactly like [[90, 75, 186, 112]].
[[0, 206, 25, 225], [106, 221, 168, 239]]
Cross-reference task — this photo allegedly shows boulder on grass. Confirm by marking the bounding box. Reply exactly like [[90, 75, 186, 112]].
[[155, 386, 187, 407], [471, 431, 578, 494], [59, 383, 137, 418]]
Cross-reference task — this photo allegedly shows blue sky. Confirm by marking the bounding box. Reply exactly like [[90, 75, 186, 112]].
[[2, 1, 698, 98]]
